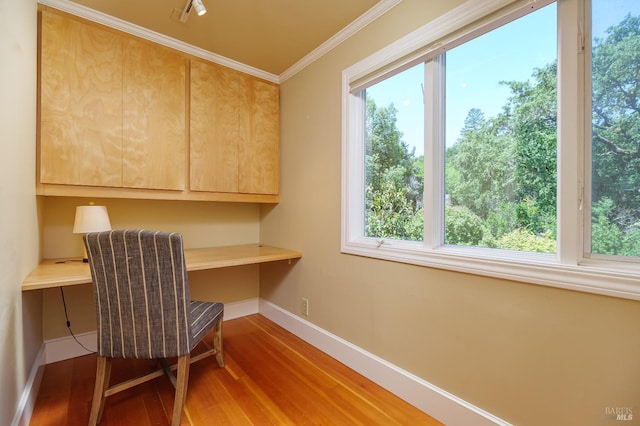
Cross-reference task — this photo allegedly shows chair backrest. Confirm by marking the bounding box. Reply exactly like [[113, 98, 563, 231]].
[[83, 230, 193, 359]]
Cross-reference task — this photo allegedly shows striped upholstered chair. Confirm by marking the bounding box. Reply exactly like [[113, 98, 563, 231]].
[[83, 229, 225, 426]]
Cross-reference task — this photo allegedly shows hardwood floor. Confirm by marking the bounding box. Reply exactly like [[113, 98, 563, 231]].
[[30, 314, 441, 425]]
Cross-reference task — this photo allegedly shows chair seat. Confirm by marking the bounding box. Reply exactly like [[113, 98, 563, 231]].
[[190, 301, 224, 350]]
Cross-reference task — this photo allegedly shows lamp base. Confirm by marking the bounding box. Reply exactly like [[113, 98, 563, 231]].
[[81, 245, 89, 263]]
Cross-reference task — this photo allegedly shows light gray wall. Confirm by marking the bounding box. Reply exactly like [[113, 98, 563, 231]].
[[0, 0, 41, 424]]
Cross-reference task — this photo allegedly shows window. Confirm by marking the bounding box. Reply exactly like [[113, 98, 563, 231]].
[[588, 0, 640, 259], [342, 0, 640, 300], [365, 63, 424, 242], [443, 7, 557, 253]]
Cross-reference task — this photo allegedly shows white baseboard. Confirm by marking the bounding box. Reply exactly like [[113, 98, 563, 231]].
[[258, 299, 510, 426], [43, 297, 260, 365], [11, 346, 45, 426], [223, 297, 260, 320], [45, 330, 97, 364]]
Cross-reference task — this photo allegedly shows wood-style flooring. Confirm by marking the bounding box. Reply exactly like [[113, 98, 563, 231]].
[[30, 314, 441, 425]]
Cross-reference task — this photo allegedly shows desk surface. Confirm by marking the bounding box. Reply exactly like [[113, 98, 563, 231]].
[[22, 244, 302, 291]]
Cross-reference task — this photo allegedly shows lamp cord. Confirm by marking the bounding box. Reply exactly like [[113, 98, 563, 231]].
[[59, 287, 96, 354]]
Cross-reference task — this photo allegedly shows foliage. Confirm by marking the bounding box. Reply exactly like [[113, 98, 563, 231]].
[[444, 205, 484, 246], [365, 97, 423, 240], [591, 197, 640, 256], [446, 108, 516, 221], [591, 198, 625, 255], [496, 229, 556, 253], [365, 177, 423, 241], [591, 14, 640, 255], [504, 63, 558, 237], [444, 62, 558, 252]]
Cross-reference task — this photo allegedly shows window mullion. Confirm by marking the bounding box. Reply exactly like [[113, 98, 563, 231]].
[[556, 0, 584, 265], [582, 0, 592, 259], [423, 55, 445, 249]]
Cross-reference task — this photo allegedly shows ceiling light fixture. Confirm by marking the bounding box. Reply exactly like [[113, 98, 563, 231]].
[[179, 0, 206, 23], [192, 0, 207, 16]]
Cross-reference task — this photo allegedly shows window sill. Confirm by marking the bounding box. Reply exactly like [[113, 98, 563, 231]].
[[341, 239, 640, 301]]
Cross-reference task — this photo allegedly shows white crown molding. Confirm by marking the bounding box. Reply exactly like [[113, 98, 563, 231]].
[[279, 0, 403, 83], [37, 0, 279, 83], [37, 0, 526, 89], [38, 0, 403, 84]]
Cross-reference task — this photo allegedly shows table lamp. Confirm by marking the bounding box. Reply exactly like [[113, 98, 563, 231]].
[[73, 204, 112, 262]]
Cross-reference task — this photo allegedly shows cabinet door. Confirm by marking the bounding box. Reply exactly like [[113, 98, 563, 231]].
[[190, 60, 247, 192], [123, 39, 186, 190], [239, 79, 280, 194], [40, 11, 123, 187]]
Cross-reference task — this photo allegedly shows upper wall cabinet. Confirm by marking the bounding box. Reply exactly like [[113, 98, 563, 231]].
[[40, 10, 124, 187], [39, 10, 186, 191], [122, 38, 186, 190], [37, 7, 279, 203], [190, 60, 279, 195], [240, 78, 279, 195], [190, 60, 245, 193]]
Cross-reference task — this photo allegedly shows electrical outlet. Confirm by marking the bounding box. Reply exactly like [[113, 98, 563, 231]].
[[301, 298, 309, 316]]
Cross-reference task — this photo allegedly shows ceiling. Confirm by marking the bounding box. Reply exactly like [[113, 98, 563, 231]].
[[60, 0, 382, 76]]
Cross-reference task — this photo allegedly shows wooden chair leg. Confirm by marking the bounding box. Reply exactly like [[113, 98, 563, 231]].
[[89, 356, 112, 426], [171, 354, 190, 426], [214, 320, 225, 367]]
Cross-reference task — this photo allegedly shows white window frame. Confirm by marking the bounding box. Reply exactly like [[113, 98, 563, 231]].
[[341, 0, 640, 300]]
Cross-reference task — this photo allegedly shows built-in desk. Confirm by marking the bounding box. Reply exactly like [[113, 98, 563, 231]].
[[22, 244, 302, 291]]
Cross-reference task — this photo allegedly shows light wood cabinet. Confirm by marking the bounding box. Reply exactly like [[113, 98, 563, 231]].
[[190, 60, 279, 195], [240, 78, 279, 194], [122, 38, 186, 190], [39, 10, 186, 191], [190, 60, 245, 193], [40, 11, 123, 187], [37, 7, 278, 203]]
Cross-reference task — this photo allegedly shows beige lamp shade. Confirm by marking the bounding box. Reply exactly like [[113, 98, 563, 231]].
[[73, 205, 112, 234]]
